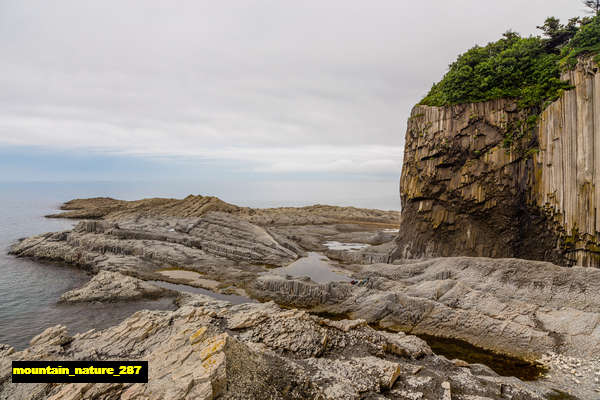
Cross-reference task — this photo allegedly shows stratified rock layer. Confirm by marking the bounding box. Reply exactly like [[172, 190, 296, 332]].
[[59, 270, 175, 303], [48, 195, 400, 227], [0, 295, 550, 400], [19, 212, 299, 268], [250, 257, 600, 363], [395, 57, 600, 267]]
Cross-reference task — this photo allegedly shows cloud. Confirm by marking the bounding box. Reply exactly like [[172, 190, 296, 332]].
[[207, 146, 403, 175], [0, 0, 584, 178]]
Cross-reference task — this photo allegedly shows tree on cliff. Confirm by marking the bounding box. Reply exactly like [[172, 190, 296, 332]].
[[583, 0, 600, 16], [420, 14, 600, 111], [419, 32, 571, 110], [560, 15, 600, 68], [537, 17, 580, 52]]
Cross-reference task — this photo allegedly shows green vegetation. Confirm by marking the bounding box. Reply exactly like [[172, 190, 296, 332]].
[[420, 15, 600, 111], [560, 16, 600, 68]]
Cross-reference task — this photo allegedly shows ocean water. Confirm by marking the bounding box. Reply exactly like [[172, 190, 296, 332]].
[[0, 181, 399, 349]]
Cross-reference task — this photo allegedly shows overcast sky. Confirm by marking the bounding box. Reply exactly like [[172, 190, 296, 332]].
[[0, 0, 585, 185]]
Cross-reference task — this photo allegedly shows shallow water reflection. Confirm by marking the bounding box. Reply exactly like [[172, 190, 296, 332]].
[[323, 241, 369, 251], [272, 252, 352, 283], [149, 280, 255, 305]]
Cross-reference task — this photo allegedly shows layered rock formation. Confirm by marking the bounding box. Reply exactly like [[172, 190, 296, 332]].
[[251, 256, 600, 362], [59, 271, 176, 303], [395, 57, 600, 267], [252, 256, 600, 398], [10, 200, 399, 298], [9, 195, 600, 397], [48, 195, 400, 227], [9, 213, 297, 298], [0, 294, 553, 400]]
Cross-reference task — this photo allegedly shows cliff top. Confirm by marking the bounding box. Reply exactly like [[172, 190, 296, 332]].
[[420, 14, 600, 111]]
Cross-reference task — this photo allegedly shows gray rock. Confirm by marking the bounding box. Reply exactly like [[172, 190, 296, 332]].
[[251, 256, 600, 362], [59, 271, 175, 303], [0, 295, 549, 400]]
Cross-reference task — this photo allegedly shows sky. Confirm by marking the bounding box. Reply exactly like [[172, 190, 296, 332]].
[[0, 1, 586, 200]]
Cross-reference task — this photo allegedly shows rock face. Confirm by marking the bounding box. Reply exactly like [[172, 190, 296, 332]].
[[394, 99, 556, 263], [250, 256, 600, 363], [0, 294, 551, 400], [532, 57, 600, 267], [395, 57, 600, 267]]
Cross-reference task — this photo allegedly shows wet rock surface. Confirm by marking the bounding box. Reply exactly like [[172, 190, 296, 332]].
[[0, 295, 552, 400]]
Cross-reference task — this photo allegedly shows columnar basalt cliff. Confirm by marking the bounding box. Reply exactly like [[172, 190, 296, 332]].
[[395, 58, 600, 267], [532, 57, 600, 266]]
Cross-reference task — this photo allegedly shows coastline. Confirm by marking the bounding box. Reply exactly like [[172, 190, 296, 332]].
[[2, 195, 599, 398]]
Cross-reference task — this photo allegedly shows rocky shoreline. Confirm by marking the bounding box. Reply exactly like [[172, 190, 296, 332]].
[[2, 196, 599, 398], [1, 294, 555, 400]]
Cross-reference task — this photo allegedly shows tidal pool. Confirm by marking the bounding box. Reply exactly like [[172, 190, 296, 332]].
[[309, 311, 547, 382], [271, 252, 352, 283], [323, 241, 369, 251], [417, 334, 548, 381], [149, 280, 255, 305]]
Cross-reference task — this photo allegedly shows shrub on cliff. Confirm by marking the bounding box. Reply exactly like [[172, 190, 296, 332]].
[[560, 16, 600, 68], [421, 15, 600, 111]]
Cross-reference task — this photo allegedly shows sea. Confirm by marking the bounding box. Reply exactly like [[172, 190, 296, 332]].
[[0, 180, 399, 349]]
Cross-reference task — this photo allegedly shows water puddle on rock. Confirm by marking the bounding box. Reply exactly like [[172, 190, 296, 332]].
[[415, 334, 547, 381], [310, 311, 547, 381], [149, 280, 255, 305], [323, 241, 369, 251], [157, 269, 221, 290], [271, 252, 352, 283]]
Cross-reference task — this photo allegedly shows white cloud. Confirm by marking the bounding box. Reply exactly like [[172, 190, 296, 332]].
[[0, 0, 584, 177]]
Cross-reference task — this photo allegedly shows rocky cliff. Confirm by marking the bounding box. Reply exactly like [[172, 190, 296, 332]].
[[532, 57, 600, 266], [395, 57, 600, 267]]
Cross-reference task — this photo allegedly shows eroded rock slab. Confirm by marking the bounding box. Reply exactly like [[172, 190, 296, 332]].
[[9, 212, 299, 286], [47, 195, 400, 227], [59, 271, 175, 303], [250, 257, 600, 363], [0, 295, 550, 400]]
